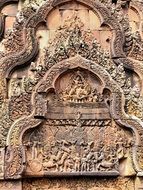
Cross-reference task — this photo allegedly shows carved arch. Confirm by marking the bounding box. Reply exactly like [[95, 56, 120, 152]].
[[2, 0, 143, 111], [3, 0, 143, 96], [1, 0, 143, 102], [5, 55, 143, 179], [6, 0, 126, 79]]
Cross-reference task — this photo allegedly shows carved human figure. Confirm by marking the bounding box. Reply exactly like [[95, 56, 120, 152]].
[[62, 72, 93, 103], [64, 156, 73, 172], [93, 152, 99, 171], [73, 153, 81, 172], [86, 151, 94, 172], [31, 141, 40, 160], [57, 151, 68, 172], [81, 154, 87, 172], [89, 89, 98, 102], [68, 75, 89, 100]]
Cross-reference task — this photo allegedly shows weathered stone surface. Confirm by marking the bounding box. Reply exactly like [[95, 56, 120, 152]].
[[0, 0, 143, 189]]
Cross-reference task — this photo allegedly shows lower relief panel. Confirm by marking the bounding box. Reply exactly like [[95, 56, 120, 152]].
[[23, 119, 134, 177], [0, 180, 22, 190], [22, 177, 135, 190], [0, 177, 141, 190]]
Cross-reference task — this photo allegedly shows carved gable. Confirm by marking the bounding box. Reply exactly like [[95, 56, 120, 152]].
[[0, 0, 143, 189]]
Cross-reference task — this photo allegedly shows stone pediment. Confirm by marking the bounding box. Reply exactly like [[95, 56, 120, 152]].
[[0, 0, 143, 189], [4, 55, 140, 179]]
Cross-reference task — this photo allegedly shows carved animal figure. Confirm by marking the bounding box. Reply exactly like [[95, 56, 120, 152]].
[[97, 158, 118, 171], [43, 159, 58, 170], [43, 151, 63, 171]]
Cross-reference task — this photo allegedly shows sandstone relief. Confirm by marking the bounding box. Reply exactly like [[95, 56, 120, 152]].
[[0, 0, 143, 189]]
